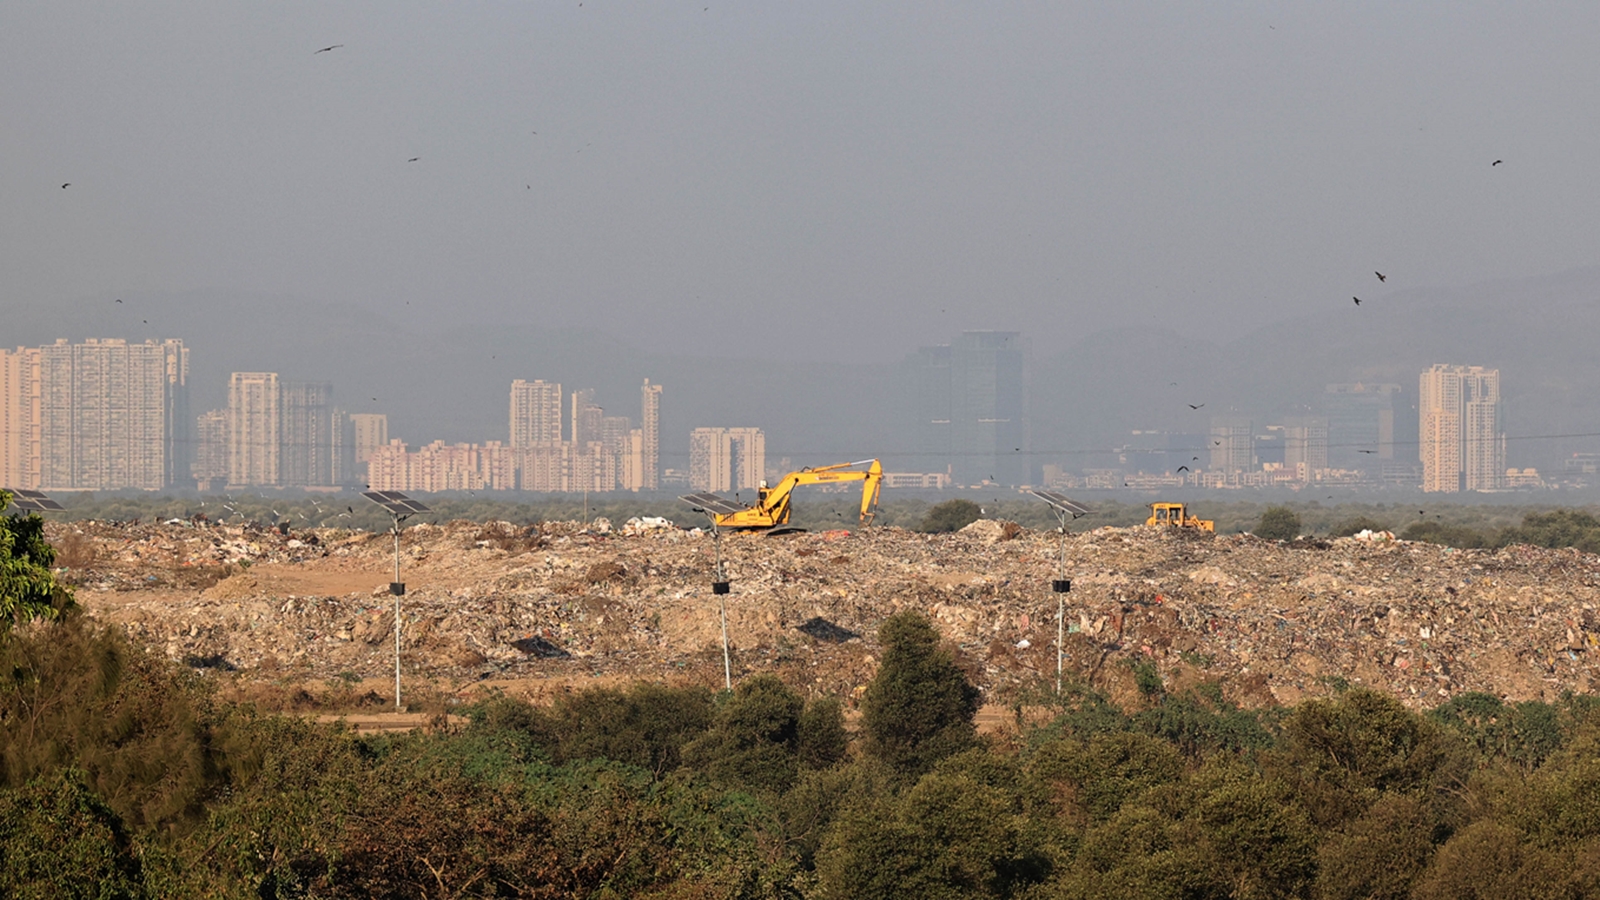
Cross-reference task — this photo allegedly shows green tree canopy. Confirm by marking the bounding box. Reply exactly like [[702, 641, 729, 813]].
[[920, 499, 982, 533], [0, 492, 74, 630], [861, 611, 981, 777], [1254, 506, 1302, 541]]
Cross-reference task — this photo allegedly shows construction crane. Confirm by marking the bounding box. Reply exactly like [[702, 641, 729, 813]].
[[1146, 502, 1214, 532], [682, 459, 883, 531]]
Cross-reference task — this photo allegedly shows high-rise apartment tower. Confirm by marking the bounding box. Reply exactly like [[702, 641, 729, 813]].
[[31, 338, 188, 491], [228, 372, 280, 487], [641, 379, 662, 490], [510, 380, 563, 447], [1420, 364, 1503, 492]]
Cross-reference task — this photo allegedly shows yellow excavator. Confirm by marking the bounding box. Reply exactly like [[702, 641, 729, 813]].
[[1146, 502, 1215, 532], [683, 459, 883, 530]]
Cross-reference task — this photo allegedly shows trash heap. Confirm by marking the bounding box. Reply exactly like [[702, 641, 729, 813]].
[[46, 516, 1600, 708]]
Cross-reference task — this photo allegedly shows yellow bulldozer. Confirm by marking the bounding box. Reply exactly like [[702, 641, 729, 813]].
[[1146, 502, 1214, 532], [681, 459, 883, 531]]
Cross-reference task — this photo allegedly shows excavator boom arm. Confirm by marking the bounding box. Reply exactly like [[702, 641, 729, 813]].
[[714, 459, 883, 529]]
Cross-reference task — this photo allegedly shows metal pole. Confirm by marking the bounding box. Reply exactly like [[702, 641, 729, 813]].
[[393, 519, 402, 709], [719, 594, 732, 690], [1056, 512, 1069, 695], [715, 525, 731, 689]]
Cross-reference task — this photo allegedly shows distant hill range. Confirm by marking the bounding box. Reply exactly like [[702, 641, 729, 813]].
[[7, 267, 1599, 475]]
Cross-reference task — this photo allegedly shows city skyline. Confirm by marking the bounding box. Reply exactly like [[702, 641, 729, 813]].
[[0, 328, 1575, 496]]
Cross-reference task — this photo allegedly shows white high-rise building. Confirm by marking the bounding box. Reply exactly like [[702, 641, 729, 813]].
[[689, 427, 766, 492], [1420, 364, 1503, 492], [641, 379, 661, 490], [228, 372, 280, 487], [350, 413, 388, 465], [510, 380, 563, 448], [33, 338, 188, 491]]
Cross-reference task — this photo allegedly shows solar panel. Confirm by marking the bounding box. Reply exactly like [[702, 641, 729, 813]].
[[363, 490, 431, 515], [4, 488, 63, 512], [679, 493, 748, 517], [1028, 489, 1090, 518]]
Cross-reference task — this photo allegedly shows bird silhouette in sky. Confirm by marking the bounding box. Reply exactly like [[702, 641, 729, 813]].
[[1214, 440, 1222, 446], [1177, 466, 1189, 473], [1492, 160, 1503, 166], [1375, 271, 1386, 282], [1189, 403, 1205, 410], [114, 298, 122, 303], [314, 45, 344, 54], [407, 157, 419, 162], [1357, 449, 1377, 454], [61, 183, 70, 189], [1353, 297, 1361, 306]]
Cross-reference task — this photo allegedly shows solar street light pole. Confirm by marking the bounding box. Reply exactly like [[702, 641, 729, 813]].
[[680, 493, 744, 691], [392, 515, 404, 709], [1029, 491, 1088, 695], [363, 491, 431, 711]]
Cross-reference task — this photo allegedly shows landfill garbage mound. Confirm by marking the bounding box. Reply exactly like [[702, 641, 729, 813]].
[[44, 517, 1600, 708]]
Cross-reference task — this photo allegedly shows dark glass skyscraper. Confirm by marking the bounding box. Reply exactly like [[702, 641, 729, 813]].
[[902, 331, 1025, 486]]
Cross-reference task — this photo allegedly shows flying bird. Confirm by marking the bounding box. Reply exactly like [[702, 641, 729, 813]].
[[1353, 297, 1361, 306], [1492, 160, 1503, 166], [407, 157, 420, 162], [1177, 466, 1189, 473], [114, 298, 122, 303], [1188, 403, 1205, 410], [314, 44, 344, 53], [1375, 271, 1386, 282], [61, 183, 70, 189], [1214, 440, 1222, 446], [1357, 449, 1377, 454]]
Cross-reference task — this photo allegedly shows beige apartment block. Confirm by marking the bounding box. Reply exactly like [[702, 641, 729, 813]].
[[0, 347, 43, 490], [510, 380, 563, 447], [192, 409, 228, 491], [689, 427, 766, 492], [35, 338, 187, 491], [1420, 364, 1503, 492], [350, 413, 388, 466], [641, 379, 661, 490], [621, 429, 645, 491], [228, 372, 280, 487], [366, 439, 408, 491]]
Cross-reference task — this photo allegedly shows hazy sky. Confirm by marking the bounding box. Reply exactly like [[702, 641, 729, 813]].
[[5, 2, 1599, 361]]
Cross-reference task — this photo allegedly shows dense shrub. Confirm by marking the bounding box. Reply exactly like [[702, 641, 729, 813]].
[[0, 770, 145, 899], [919, 499, 982, 533], [1400, 521, 1492, 548], [1255, 506, 1302, 541], [861, 611, 980, 777]]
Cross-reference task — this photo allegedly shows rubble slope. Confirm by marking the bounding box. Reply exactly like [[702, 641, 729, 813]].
[[47, 518, 1600, 709]]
